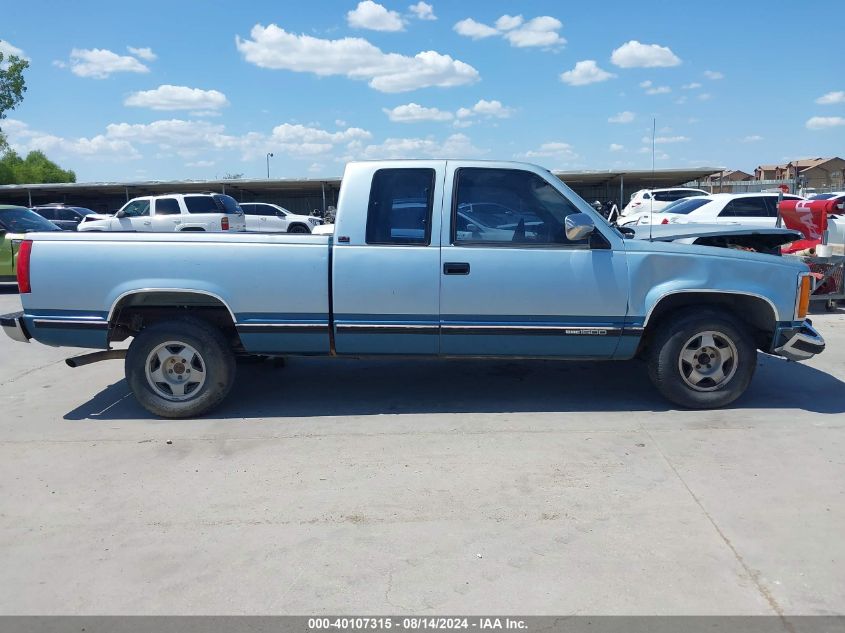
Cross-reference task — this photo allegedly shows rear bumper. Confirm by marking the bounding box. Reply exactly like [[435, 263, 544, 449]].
[[0, 311, 31, 343], [773, 319, 825, 361]]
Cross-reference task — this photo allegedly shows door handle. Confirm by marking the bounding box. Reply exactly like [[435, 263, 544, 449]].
[[443, 262, 470, 275], [143, 221, 151, 225]]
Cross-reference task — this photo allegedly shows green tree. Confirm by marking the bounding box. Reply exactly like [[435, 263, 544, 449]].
[[0, 51, 29, 150], [0, 149, 76, 185], [0, 52, 76, 184]]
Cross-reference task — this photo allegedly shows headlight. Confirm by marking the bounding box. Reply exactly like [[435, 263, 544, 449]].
[[11, 239, 22, 247], [308, 217, 320, 225]]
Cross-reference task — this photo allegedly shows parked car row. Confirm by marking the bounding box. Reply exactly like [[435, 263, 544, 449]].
[[23, 196, 324, 234], [0, 205, 61, 282]]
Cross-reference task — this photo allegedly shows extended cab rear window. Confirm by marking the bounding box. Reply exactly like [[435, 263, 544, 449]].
[[365, 168, 435, 245]]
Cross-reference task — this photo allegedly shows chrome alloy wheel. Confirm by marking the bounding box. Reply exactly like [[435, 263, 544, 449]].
[[678, 330, 738, 392], [145, 341, 207, 401]]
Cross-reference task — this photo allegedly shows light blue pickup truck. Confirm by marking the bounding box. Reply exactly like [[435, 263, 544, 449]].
[[1, 160, 824, 417]]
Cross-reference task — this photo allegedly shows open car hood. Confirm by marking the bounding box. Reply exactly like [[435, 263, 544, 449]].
[[628, 223, 803, 255], [631, 223, 801, 244]]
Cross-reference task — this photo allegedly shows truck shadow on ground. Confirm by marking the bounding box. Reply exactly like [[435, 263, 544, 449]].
[[64, 352, 845, 420]]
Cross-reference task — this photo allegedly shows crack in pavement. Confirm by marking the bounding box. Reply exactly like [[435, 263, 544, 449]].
[[643, 426, 795, 632]]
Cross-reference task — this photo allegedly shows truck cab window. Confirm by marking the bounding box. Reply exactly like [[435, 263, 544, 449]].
[[365, 168, 435, 245], [452, 168, 584, 246]]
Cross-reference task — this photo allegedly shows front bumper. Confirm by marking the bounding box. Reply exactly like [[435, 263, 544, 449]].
[[773, 320, 825, 361], [0, 311, 31, 343]]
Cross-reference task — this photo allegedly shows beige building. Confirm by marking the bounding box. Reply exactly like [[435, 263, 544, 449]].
[[755, 157, 845, 190]]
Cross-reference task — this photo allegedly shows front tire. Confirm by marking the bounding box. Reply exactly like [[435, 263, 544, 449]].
[[126, 317, 236, 418], [647, 310, 756, 409], [288, 224, 310, 234]]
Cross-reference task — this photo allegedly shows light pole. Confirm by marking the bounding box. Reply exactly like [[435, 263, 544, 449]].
[[266, 152, 274, 179]]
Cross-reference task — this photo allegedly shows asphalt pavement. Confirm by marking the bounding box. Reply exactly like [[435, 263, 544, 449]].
[[0, 284, 843, 615]]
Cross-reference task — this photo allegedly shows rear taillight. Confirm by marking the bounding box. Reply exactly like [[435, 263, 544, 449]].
[[661, 218, 669, 225], [17, 239, 33, 293], [221, 217, 230, 231]]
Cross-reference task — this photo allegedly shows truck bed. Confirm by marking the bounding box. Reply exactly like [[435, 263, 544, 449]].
[[20, 231, 332, 352]]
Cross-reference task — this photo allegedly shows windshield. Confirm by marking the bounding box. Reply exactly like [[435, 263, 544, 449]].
[[662, 198, 712, 215], [809, 193, 835, 200], [0, 207, 62, 233]]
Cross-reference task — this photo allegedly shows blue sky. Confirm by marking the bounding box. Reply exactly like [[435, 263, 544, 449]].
[[2, 0, 844, 182]]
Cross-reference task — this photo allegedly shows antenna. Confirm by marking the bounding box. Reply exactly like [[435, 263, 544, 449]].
[[649, 117, 656, 242]]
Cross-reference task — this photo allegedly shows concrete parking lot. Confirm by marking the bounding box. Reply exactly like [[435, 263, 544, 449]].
[[0, 284, 843, 615]]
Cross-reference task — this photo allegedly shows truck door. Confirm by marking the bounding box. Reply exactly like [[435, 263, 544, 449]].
[[439, 164, 630, 358], [332, 161, 445, 354]]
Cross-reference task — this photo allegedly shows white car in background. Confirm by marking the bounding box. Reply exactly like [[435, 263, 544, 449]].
[[239, 202, 323, 233], [79, 193, 246, 232], [618, 187, 709, 225], [635, 192, 804, 226]]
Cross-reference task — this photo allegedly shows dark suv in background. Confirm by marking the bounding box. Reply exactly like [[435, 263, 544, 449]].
[[31, 204, 103, 231]]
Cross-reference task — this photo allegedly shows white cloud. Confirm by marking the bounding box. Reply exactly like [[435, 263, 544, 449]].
[[384, 103, 454, 122], [816, 91, 845, 105], [454, 14, 565, 48], [465, 99, 513, 118], [608, 111, 635, 124], [0, 39, 28, 60], [408, 1, 436, 20], [517, 141, 577, 161], [66, 48, 150, 78], [610, 40, 681, 68], [703, 70, 724, 80], [674, 96, 688, 104], [186, 160, 215, 168], [127, 46, 157, 61], [495, 15, 523, 30], [357, 133, 486, 160], [270, 123, 372, 157], [559, 60, 616, 86], [236, 24, 479, 93], [453, 18, 499, 39], [124, 85, 229, 112], [347, 1, 405, 32], [609, 143, 624, 152], [5, 116, 379, 166], [698, 93, 712, 101], [639, 80, 670, 94], [385, 99, 512, 123], [806, 116, 845, 130], [682, 82, 702, 90], [3, 118, 141, 160], [642, 135, 690, 144], [741, 135, 763, 143], [503, 16, 564, 48]]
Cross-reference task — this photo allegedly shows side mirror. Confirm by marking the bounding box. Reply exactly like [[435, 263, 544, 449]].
[[564, 213, 595, 241], [116, 209, 126, 218]]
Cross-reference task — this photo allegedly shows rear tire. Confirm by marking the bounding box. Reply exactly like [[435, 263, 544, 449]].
[[647, 310, 756, 409], [126, 317, 236, 418]]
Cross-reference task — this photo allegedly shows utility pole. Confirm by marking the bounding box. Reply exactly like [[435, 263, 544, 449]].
[[266, 152, 274, 179]]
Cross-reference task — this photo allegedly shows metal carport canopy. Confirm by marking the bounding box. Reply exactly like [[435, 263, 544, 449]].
[[551, 167, 721, 189]]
